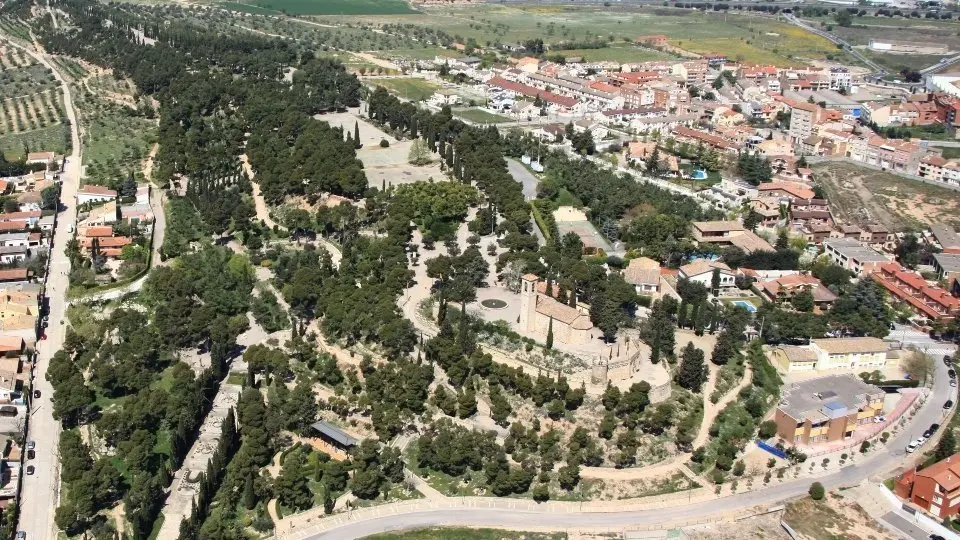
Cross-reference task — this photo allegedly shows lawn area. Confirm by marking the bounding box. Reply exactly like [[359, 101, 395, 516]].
[[367, 77, 442, 102], [940, 147, 960, 160], [453, 108, 512, 125], [812, 161, 960, 231], [556, 46, 672, 64], [365, 529, 567, 540], [232, 0, 417, 15]]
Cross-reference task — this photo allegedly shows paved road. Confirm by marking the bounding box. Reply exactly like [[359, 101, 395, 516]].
[[505, 158, 539, 201], [7, 34, 82, 540], [882, 511, 929, 540], [293, 336, 954, 539]]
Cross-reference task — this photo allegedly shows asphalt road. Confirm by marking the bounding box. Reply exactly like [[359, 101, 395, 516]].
[[506, 158, 539, 201], [302, 337, 955, 539], [10, 36, 82, 540]]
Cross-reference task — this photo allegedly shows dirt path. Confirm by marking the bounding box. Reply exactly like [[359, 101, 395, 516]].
[[692, 363, 753, 450], [580, 362, 753, 481]]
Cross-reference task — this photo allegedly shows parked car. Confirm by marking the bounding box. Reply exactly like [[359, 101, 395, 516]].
[[26, 441, 35, 451], [924, 424, 940, 438], [27, 449, 35, 460], [950, 379, 957, 388], [14, 531, 24, 540], [949, 369, 956, 379], [32, 390, 40, 399], [874, 415, 887, 423], [945, 400, 954, 410], [931, 423, 941, 432], [919, 435, 929, 445], [25, 465, 34, 475], [907, 439, 922, 453]]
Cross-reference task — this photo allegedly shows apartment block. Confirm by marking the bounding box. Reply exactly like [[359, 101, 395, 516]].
[[774, 374, 885, 445]]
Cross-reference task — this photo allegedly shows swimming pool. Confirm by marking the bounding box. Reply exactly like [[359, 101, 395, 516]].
[[731, 300, 757, 313]]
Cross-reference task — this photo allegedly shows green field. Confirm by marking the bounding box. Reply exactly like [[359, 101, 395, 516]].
[[454, 108, 512, 125], [321, 5, 852, 67], [226, 0, 417, 16], [0, 124, 69, 160], [364, 529, 567, 540], [368, 77, 442, 102], [557, 46, 672, 64]]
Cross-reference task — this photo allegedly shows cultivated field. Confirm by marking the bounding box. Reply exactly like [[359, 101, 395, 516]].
[[813, 161, 960, 231], [219, 0, 416, 16], [0, 45, 69, 158], [316, 5, 852, 67], [72, 69, 157, 186]]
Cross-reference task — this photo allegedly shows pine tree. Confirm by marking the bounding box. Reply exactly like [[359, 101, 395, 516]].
[[937, 428, 957, 461], [354, 121, 361, 148]]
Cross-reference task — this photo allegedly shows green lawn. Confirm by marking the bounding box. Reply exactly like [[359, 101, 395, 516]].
[[939, 147, 960, 160], [231, 0, 417, 15], [367, 78, 442, 102], [453, 108, 512, 125], [364, 529, 567, 540]]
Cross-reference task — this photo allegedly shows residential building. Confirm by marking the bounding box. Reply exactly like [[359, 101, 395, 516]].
[[691, 220, 774, 254], [623, 257, 661, 296], [933, 252, 960, 282], [678, 260, 735, 289], [758, 273, 837, 310], [788, 101, 820, 145], [756, 181, 816, 203], [872, 262, 960, 322], [774, 374, 885, 445], [931, 223, 960, 253], [829, 67, 851, 91], [76, 185, 117, 206], [822, 238, 890, 276], [25, 151, 55, 165], [918, 155, 960, 188], [895, 452, 960, 519]]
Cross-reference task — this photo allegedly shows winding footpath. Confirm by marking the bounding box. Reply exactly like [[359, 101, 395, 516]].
[[238, 153, 342, 268]]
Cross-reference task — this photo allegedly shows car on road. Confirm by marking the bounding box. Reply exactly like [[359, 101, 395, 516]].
[[946, 355, 953, 366], [15, 532, 24, 540], [26, 441, 35, 451], [919, 435, 929, 445], [907, 439, 922, 453], [946, 400, 954, 409], [27, 449, 34, 460], [924, 424, 940, 438], [32, 390, 40, 399], [66, 224, 73, 233], [874, 415, 887, 423], [951, 379, 957, 388], [950, 369, 956, 379], [25, 465, 34, 475]]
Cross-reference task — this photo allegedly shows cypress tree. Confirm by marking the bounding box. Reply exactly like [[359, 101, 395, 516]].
[[546, 317, 554, 350], [354, 121, 360, 148], [244, 472, 257, 510]]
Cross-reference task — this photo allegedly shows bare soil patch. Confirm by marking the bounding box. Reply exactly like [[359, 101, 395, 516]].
[[813, 161, 960, 231], [783, 494, 896, 540]]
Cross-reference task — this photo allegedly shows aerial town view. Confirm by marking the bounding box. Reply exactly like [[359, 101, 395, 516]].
[[4, 0, 960, 538]]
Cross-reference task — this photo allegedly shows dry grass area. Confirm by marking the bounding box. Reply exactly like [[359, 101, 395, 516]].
[[783, 495, 895, 540], [813, 161, 960, 231]]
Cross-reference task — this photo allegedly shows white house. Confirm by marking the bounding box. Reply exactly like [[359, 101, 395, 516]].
[[76, 185, 117, 206], [25, 151, 55, 166], [678, 260, 736, 289], [572, 119, 608, 141]]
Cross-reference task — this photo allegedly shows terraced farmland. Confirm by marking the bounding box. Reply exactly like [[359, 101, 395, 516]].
[[0, 46, 69, 158]]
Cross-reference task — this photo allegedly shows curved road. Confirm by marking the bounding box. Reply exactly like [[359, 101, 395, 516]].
[[294, 348, 953, 539]]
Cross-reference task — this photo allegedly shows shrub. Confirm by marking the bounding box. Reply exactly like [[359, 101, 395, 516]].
[[860, 441, 871, 453], [809, 481, 825, 500], [380, 138, 390, 148], [758, 420, 778, 439]]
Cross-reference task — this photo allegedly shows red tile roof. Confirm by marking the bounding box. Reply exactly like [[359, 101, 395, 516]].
[[487, 77, 579, 108]]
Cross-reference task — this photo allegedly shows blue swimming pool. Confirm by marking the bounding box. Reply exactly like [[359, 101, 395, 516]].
[[731, 300, 757, 313]]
